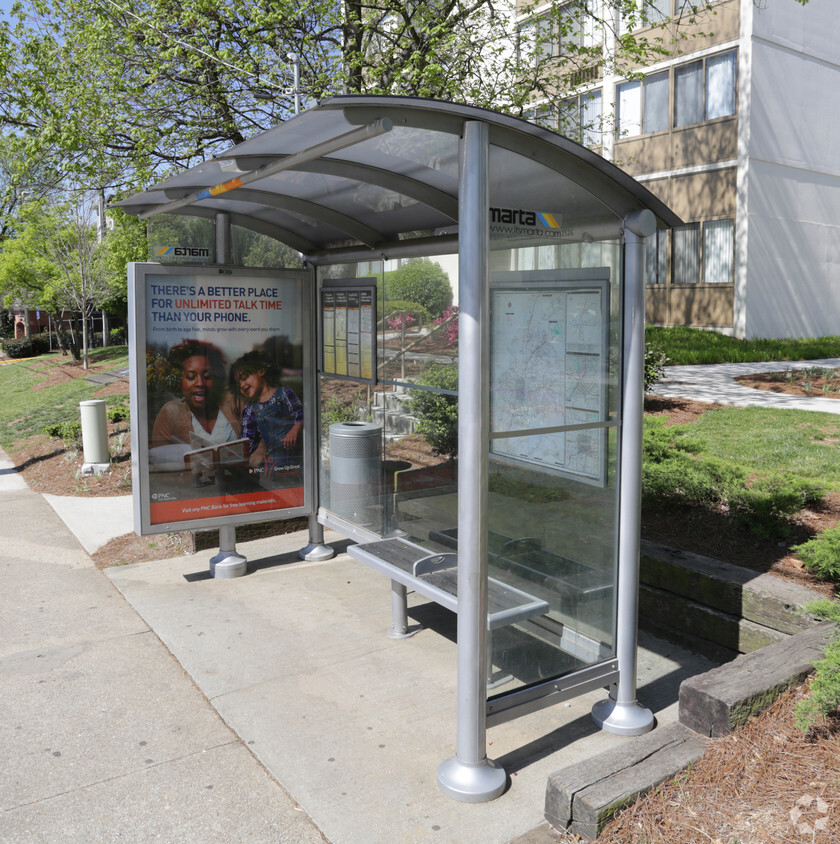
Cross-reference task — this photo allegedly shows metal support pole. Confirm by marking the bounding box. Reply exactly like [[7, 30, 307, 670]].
[[299, 513, 335, 561], [437, 121, 506, 803], [210, 525, 248, 579], [387, 580, 415, 639], [592, 209, 656, 736]]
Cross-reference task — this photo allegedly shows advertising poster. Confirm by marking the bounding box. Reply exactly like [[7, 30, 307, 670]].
[[130, 264, 311, 533]]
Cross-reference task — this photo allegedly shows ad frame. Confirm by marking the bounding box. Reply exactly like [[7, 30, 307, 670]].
[[129, 262, 314, 535]]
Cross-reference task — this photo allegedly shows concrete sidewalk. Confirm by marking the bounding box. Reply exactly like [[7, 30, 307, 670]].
[[0, 479, 327, 843], [0, 448, 717, 843], [650, 357, 840, 413]]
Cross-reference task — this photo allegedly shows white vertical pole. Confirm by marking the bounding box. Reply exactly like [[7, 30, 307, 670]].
[[592, 209, 656, 735], [437, 120, 506, 803]]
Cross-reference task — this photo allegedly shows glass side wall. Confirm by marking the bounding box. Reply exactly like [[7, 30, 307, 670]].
[[486, 242, 622, 699], [317, 257, 459, 542]]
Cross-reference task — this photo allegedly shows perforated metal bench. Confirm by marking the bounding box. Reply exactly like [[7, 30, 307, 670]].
[[347, 536, 550, 639]]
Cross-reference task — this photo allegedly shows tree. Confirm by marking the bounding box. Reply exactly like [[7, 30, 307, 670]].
[[0, 194, 125, 367], [385, 258, 453, 318], [0, 0, 753, 186]]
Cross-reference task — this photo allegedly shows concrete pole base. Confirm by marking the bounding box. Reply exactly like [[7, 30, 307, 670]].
[[81, 462, 111, 477], [591, 697, 655, 736], [437, 756, 507, 803]]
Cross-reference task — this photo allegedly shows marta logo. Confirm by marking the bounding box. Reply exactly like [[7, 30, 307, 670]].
[[155, 246, 210, 258], [490, 207, 563, 228]]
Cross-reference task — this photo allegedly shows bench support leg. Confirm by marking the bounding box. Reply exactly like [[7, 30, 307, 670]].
[[387, 580, 419, 639]]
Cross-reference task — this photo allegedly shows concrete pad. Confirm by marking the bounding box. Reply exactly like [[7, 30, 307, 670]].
[[0, 554, 148, 656], [0, 631, 236, 809], [108, 528, 718, 844], [42, 493, 134, 554], [2, 741, 325, 844]]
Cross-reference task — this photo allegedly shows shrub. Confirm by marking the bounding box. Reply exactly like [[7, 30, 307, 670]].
[[385, 259, 453, 317], [382, 300, 430, 327], [1, 334, 52, 358], [410, 363, 458, 458], [644, 341, 669, 391], [794, 599, 840, 732], [107, 405, 130, 423], [792, 528, 840, 581], [642, 416, 825, 541], [43, 420, 83, 445], [110, 326, 127, 345]]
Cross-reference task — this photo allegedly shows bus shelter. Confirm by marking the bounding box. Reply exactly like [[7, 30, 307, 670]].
[[118, 96, 681, 802]]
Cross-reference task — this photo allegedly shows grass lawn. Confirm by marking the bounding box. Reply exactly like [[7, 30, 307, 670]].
[[647, 325, 840, 366], [687, 405, 840, 491], [0, 347, 130, 449]]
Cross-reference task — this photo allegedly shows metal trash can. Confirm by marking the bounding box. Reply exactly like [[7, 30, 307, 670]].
[[329, 421, 382, 527]]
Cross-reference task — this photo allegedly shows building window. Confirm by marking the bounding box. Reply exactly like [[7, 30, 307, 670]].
[[673, 222, 701, 284], [705, 51, 737, 120], [518, 14, 556, 66], [675, 49, 737, 127], [672, 219, 734, 285], [702, 219, 735, 284], [619, 0, 670, 35], [645, 230, 667, 285], [561, 89, 603, 146], [616, 71, 668, 137], [558, 1, 600, 56], [616, 80, 641, 137]]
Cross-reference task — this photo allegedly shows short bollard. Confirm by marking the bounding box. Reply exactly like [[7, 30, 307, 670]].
[[80, 399, 110, 476]]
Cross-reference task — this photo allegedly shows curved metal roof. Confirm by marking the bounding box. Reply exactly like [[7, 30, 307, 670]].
[[116, 95, 681, 262]]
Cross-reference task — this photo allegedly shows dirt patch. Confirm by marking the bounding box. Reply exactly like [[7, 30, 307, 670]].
[[737, 368, 840, 399], [582, 683, 840, 844]]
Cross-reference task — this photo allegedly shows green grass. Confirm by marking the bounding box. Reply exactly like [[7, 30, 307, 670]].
[[686, 406, 840, 491], [643, 405, 837, 541], [0, 348, 130, 449], [647, 325, 840, 366]]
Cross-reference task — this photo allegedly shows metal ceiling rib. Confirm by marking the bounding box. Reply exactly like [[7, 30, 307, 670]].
[[115, 95, 682, 261]]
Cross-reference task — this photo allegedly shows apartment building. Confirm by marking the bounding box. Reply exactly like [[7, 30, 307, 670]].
[[520, 0, 840, 338]]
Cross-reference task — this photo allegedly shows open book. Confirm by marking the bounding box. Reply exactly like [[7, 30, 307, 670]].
[[184, 432, 249, 485]]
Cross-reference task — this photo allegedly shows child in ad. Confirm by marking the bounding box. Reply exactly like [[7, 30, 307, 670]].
[[230, 349, 303, 488]]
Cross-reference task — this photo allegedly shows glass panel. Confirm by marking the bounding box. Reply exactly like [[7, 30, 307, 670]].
[[318, 255, 460, 541], [617, 80, 641, 138], [673, 223, 701, 284], [643, 71, 669, 134], [485, 261, 620, 697], [706, 51, 737, 120], [703, 219, 735, 284], [675, 61, 703, 127]]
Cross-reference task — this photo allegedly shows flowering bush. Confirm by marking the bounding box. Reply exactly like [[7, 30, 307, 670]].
[[386, 312, 417, 332], [434, 305, 459, 347]]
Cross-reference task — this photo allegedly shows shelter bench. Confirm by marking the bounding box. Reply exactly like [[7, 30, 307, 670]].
[[347, 537, 550, 640]]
